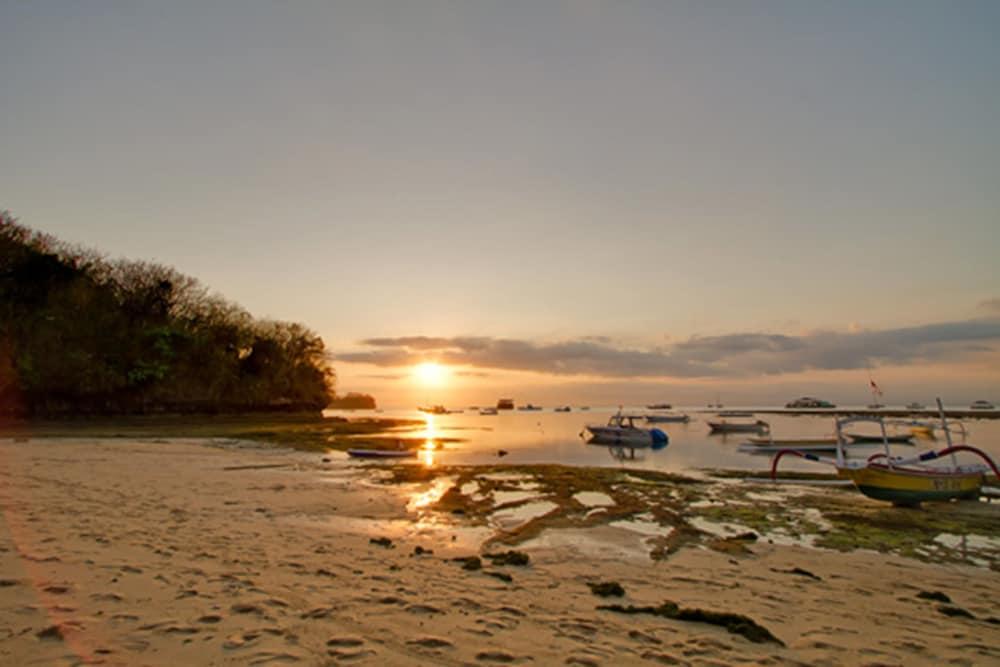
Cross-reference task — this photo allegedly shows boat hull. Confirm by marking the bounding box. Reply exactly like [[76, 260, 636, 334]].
[[585, 426, 668, 447], [845, 465, 983, 505], [708, 421, 767, 433]]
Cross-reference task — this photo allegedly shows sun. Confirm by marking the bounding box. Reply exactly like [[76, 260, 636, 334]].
[[413, 361, 448, 386]]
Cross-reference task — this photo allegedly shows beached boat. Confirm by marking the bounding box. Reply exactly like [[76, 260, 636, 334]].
[[708, 418, 769, 433], [347, 449, 417, 459], [770, 402, 1000, 506], [645, 412, 690, 423], [585, 412, 669, 448]]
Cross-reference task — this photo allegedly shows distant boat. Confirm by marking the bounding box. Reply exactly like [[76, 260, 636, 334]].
[[646, 403, 672, 410], [785, 396, 836, 409], [645, 412, 690, 423], [845, 432, 914, 444], [906, 402, 926, 411], [554, 406, 571, 412], [518, 404, 543, 411], [867, 403, 885, 410], [347, 449, 416, 459], [496, 399, 515, 410], [708, 418, 769, 433], [479, 407, 498, 415], [717, 410, 754, 418], [418, 405, 448, 415], [585, 411, 669, 448], [579, 406, 591, 411], [970, 400, 995, 410], [739, 436, 840, 453]]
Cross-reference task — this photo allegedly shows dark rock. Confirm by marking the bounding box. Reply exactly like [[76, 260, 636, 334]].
[[486, 571, 513, 583], [588, 581, 625, 597], [937, 605, 975, 619], [497, 450, 509, 457], [452, 556, 482, 571], [407, 636, 453, 649], [771, 567, 822, 581], [917, 590, 951, 603], [413, 546, 433, 556], [369, 537, 393, 548], [597, 600, 784, 646], [36, 625, 65, 640], [484, 550, 530, 566]]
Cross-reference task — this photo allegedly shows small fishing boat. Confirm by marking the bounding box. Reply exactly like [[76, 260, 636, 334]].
[[770, 400, 1000, 506], [418, 405, 448, 415], [970, 400, 995, 410], [479, 407, 498, 415], [646, 403, 672, 410], [496, 399, 515, 410], [554, 406, 571, 412], [785, 397, 836, 408], [645, 412, 690, 423], [585, 412, 669, 448], [518, 404, 543, 411], [347, 449, 417, 459], [906, 402, 926, 411], [708, 418, 769, 433]]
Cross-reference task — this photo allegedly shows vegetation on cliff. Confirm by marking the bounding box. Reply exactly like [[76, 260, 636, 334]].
[[0, 211, 335, 415]]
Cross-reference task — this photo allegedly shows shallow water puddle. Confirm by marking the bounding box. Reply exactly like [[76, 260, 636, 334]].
[[490, 501, 559, 529], [572, 491, 615, 508], [492, 490, 540, 506], [407, 477, 456, 512]]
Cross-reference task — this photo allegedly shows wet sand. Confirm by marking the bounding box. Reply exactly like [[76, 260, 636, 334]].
[[1, 438, 998, 666]]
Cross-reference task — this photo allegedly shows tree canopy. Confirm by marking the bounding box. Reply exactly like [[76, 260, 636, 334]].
[[0, 211, 335, 416]]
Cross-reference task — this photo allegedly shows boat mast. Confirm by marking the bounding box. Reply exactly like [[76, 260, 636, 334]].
[[936, 397, 958, 467]]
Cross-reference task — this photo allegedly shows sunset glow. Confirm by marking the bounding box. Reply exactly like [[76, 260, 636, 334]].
[[413, 362, 448, 386]]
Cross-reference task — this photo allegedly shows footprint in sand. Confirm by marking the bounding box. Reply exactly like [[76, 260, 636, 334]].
[[327, 636, 375, 662], [406, 636, 454, 650]]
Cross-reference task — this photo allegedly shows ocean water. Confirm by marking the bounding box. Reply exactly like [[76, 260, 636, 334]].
[[324, 406, 1000, 476]]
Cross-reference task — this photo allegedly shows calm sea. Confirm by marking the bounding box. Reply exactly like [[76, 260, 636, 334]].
[[324, 406, 1000, 476]]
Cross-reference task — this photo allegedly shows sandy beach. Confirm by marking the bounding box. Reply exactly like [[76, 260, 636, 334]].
[[2, 438, 998, 666]]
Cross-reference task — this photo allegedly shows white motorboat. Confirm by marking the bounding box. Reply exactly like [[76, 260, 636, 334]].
[[970, 400, 995, 410], [479, 407, 498, 415], [585, 412, 669, 448]]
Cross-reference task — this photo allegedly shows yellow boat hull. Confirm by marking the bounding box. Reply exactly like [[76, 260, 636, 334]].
[[844, 465, 983, 505]]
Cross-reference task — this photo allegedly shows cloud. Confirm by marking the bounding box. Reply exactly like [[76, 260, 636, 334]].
[[335, 318, 1000, 379]]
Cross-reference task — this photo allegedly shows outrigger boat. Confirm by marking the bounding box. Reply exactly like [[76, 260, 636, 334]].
[[584, 411, 669, 448], [771, 400, 1000, 506]]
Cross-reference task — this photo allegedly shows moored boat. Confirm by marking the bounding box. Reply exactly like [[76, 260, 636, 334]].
[[496, 399, 515, 410], [708, 418, 769, 433], [518, 404, 543, 411], [970, 400, 995, 410], [585, 412, 669, 448], [418, 405, 448, 415], [645, 412, 691, 423], [646, 403, 672, 410]]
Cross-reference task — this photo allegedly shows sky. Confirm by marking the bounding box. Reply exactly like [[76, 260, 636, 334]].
[[2, 1, 999, 407]]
